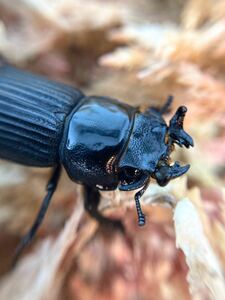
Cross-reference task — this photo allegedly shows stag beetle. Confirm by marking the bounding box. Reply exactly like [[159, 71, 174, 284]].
[[0, 62, 193, 262]]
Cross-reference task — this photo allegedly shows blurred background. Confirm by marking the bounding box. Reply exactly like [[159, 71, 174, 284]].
[[0, 0, 224, 300]]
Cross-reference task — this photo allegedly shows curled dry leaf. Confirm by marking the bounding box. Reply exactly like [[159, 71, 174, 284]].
[[181, 0, 213, 29], [99, 47, 150, 71], [0, 198, 91, 300], [174, 198, 225, 300], [182, 0, 225, 29], [0, 0, 122, 63]]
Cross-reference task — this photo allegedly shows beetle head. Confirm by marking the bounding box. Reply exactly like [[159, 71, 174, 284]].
[[118, 104, 193, 190]]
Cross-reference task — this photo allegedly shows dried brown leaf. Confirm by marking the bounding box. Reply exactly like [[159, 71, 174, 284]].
[[174, 198, 225, 300], [0, 0, 122, 63], [0, 198, 88, 300]]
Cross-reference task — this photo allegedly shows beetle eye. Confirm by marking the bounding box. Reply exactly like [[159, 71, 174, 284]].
[[124, 167, 140, 179], [119, 167, 142, 186]]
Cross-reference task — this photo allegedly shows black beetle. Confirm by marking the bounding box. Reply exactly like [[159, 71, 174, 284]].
[[0, 62, 193, 262]]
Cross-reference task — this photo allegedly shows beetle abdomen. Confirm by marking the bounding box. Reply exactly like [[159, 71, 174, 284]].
[[0, 65, 84, 166]]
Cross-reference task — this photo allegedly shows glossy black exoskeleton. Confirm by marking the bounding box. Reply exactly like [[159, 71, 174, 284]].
[[0, 62, 193, 263]]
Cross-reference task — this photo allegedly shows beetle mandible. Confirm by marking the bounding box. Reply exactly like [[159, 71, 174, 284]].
[[0, 62, 193, 261]]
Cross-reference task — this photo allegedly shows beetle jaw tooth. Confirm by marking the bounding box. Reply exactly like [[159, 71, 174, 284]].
[[153, 160, 190, 186], [169, 162, 190, 179]]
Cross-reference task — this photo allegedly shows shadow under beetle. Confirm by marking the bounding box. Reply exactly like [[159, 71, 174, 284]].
[[0, 62, 193, 263]]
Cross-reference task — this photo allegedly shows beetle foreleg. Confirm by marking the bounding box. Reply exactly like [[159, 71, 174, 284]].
[[12, 165, 61, 266], [83, 185, 124, 232]]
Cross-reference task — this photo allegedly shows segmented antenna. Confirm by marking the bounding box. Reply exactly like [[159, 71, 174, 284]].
[[134, 180, 149, 226], [135, 193, 145, 226]]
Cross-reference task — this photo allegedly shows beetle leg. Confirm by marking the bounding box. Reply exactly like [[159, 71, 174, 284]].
[[12, 165, 61, 266], [83, 185, 124, 232], [134, 180, 149, 226]]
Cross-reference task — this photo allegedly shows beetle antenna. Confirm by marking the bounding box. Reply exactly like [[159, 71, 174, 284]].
[[145, 95, 173, 116], [160, 95, 173, 114], [135, 193, 145, 226], [134, 180, 149, 226]]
